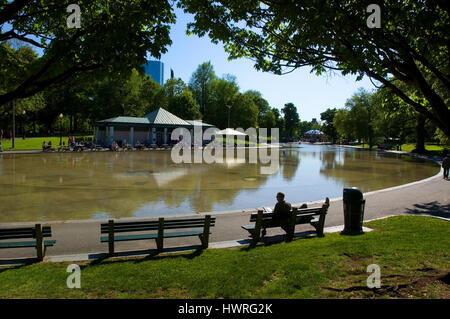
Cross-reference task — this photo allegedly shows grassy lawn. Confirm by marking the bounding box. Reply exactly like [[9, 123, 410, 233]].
[[350, 142, 446, 156], [0, 216, 448, 299], [1, 136, 93, 150]]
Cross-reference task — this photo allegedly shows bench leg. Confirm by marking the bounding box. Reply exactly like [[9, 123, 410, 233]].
[[285, 209, 298, 242], [108, 220, 115, 256], [311, 223, 324, 237], [156, 218, 164, 252], [35, 224, 44, 261], [200, 215, 211, 249], [250, 210, 264, 242]]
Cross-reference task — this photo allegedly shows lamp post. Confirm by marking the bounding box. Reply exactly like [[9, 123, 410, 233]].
[[22, 110, 26, 139], [59, 113, 63, 145], [12, 100, 15, 149], [226, 104, 232, 128]]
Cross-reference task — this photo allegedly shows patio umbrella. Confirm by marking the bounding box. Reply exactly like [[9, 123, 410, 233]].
[[214, 128, 247, 136]]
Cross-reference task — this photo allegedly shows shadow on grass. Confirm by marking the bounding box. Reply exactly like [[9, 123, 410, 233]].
[[0, 258, 37, 274], [87, 245, 205, 267], [406, 201, 450, 220], [241, 230, 319, 251]]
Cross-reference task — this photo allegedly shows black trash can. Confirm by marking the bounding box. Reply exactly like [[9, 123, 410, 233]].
[[341, 187, 365, 235]]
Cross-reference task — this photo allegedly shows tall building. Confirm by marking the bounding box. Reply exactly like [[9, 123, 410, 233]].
[[143, 60, 164, 85]]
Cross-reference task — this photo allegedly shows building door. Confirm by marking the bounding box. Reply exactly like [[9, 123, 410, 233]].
[[156, 131, 163, 146]]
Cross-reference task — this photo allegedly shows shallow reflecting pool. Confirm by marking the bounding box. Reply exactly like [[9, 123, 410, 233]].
[[0, 145, 439, 222]]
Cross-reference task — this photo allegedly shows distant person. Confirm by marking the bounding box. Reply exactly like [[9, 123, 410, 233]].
[[0, 141, 3, 152], [442, 154, 450, 180], [42, 141, 46, 151], [262, 192, 292, 237]]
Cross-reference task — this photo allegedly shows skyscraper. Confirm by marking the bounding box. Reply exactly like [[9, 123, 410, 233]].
[[143, 60, 164, 85]]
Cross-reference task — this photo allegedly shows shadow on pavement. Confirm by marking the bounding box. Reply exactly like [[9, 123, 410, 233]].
[[406, 201, 450, 219]]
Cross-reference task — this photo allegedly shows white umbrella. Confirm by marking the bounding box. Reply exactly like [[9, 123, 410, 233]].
[[214, 128, 247, 136]]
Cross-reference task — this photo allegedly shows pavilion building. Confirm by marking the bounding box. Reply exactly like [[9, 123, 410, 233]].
[[93, 108, 214, 147]]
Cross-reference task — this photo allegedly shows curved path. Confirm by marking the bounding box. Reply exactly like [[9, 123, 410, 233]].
[[0, 152, 449, 263]]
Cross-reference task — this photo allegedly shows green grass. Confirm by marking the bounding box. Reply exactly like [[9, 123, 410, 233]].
[[0, 216, 448, 299], [350, 142, 445, 156], [1, 136, 93, 150]]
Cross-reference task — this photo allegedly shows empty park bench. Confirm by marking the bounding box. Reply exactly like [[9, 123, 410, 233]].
[[101, 215, 216, 255], [0, 224, 56, 261], [242, 198, 330, 241]]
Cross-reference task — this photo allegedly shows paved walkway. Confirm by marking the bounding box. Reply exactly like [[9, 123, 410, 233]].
[[1, 153, 449, 264]]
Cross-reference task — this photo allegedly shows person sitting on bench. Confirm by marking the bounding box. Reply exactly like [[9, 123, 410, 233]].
[[262, 192, 292, 237]]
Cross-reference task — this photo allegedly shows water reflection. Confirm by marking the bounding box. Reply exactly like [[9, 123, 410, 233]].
[[0, 145, 439, 222]]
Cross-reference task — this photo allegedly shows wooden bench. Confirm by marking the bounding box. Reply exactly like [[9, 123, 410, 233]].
[[100, 215, 215, 255], [0, 224, 56, 261], [242, 198, 330, 241]]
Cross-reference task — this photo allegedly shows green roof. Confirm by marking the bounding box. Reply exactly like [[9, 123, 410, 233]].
[[97, 116, 150, 124], [144, 108, 190, 126], [96, 108, 207, 127], [186, 120, 214, 127]]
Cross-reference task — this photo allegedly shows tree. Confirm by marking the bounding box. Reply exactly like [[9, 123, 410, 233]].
[[299, 121, 313, 137], [281, 103, 300, 139], [164, 78, 202, 120], [180, 0, 450, 138], [1, 0, 175, 107], [333, 109, 353, 142], [376, 82, 433, 153], [344, 88, 376, 148], [188, 61, 216, 116], [272, 107, 285, 138], [207, 76, 239, 128], [259, 109, 277, 129], [244, 90, 271, 127], [320, 108, 338, 143], [231, 93, 258, 129]]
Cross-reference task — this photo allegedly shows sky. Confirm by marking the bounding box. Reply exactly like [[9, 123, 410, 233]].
[[156, 8, 377, 122]]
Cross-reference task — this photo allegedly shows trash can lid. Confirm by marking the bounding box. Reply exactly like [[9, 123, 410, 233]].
[[343, 187, 363, 201]]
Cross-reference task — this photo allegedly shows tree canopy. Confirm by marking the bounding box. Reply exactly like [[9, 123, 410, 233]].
[[179, 0, 450, 138], [0, 0, 175, 106]]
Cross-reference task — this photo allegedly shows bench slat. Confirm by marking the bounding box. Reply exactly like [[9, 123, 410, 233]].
[[0, 228, 35, 235], [0, 240, 56, 249], [163, 230, 204, 238], [100, 233, 158, 242], [249, 211, 319, 222], [100, 231, 207, 243], [101, 225, 159, 233], [0, 228, 52, 240], [100, 218, 215, 228], [101, 219, 216, 233], [0, 232, 52, 240], [0, 227, 51, 236]]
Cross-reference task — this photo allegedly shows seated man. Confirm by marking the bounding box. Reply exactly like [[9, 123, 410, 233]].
[[262, 192, 292, 237]]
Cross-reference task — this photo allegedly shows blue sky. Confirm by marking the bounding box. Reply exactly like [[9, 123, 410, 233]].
[[156, 8, 377, 122]]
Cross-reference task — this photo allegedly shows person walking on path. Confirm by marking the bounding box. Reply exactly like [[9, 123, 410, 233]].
[[442, 154, 450, 180]]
